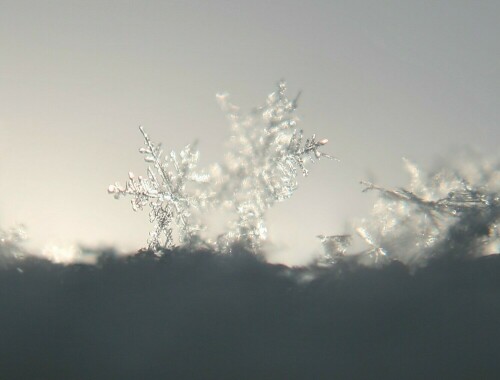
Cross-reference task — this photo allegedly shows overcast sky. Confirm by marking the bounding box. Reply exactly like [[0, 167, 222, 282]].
[[1, 0, 499, 264]]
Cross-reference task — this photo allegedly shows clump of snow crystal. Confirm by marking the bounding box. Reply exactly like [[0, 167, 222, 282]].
[[110, 81, 333, 253], [320, 153, 500, 269]]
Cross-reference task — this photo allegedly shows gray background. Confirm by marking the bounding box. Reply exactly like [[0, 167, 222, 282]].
[[1, 0, 498, 264]]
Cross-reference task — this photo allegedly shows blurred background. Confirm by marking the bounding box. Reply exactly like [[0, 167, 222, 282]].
[[1, 0, 499, 264]]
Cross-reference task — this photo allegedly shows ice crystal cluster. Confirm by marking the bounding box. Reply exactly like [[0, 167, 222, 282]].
[[109, 81, 331, 252], [321, 154, 500, 268], [317, 234, 352, 265], [0, 224, 27, 260]]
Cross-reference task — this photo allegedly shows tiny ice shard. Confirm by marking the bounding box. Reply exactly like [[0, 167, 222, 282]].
[[317, 234, 352, 264]]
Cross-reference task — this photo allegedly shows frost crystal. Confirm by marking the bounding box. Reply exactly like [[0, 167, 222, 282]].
[[357, 156, 500, 267], [109, 127, 209, 250], [0, 224, 27, 259], [213, 81, 333, 251], [317, 234, 352, 264], [355, 226, 390, 265]]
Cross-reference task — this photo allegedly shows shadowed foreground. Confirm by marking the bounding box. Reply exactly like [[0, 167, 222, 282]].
[[1, 248, 500, 380]]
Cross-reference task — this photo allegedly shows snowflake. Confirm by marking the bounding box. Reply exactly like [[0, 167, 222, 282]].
[[109, 127, 209, 251], [212, 81, 334, 251], [357, 156, 499, 267]]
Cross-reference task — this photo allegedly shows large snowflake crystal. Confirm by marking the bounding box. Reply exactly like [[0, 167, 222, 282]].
[[213, 81, 334, 251], [109, 127, 209, 250], [358, 157, 500, 267]]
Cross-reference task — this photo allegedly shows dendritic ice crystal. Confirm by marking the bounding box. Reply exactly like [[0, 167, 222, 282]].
[[108, 127, 210, 250], [213, 81, 334, 251], [110, 81, 332, 252], [321, 155, 500, 268]]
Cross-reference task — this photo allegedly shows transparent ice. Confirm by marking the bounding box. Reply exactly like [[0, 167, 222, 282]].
[[320, 155, 500, 269], [317, 234, 352, 265], [0, 224, 27, 260], [212, 81, 333, 251], [108, 127, 210, 250]]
